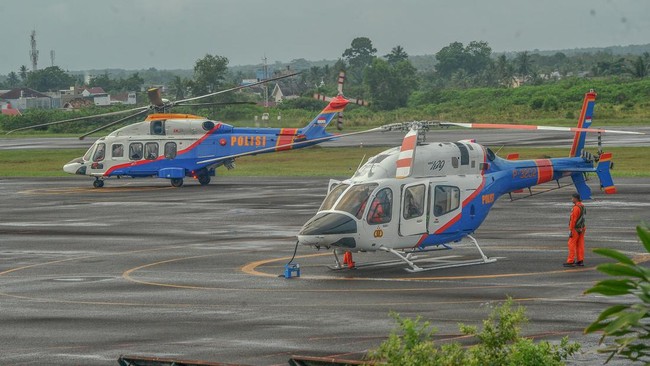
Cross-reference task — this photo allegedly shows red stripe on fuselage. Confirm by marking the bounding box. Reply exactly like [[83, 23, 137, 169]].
[[433, 177, 486, 235], [276, 128, 297, 151], [103, 123, 222, 176], [535, 159, 554, 185]]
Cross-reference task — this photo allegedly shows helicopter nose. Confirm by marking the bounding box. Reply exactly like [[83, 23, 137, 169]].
[[297, 212, 357, 248], [63, 158, 86, 175]]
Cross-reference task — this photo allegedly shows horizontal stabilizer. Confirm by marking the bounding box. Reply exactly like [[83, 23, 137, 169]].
[[596, 152, 616, 194]]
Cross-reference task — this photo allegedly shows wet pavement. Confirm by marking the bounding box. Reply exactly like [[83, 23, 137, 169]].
[[0, 176, 648, 365]]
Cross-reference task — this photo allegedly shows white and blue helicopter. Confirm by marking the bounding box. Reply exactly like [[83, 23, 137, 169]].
[[297, 91, 643, 272], [8, 72, 369, 188]]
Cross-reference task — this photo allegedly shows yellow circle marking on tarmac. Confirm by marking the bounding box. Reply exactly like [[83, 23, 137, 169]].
[[121, 253, 547, 292], [20, 185, 174, 196], [241, 252, 650, 282]]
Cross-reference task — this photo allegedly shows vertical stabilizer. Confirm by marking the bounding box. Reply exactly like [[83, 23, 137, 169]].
[[569, 90, 597, 157]]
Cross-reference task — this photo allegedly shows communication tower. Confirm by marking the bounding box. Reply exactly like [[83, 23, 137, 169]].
[[30, 30, 39, 71]]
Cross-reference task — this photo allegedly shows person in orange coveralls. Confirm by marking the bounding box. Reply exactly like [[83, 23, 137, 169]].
[[564, 193, 586, 267]]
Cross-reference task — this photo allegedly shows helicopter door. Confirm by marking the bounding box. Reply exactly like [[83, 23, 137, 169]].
[[429, 185, 462, 233], [399, 182, 428, 236]]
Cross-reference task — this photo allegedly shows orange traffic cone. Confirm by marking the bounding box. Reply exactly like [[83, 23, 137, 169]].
[[343, 251, 356, 269]]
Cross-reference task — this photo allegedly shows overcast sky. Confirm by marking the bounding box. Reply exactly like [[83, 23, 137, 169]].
[[3, 0, 649, 74]]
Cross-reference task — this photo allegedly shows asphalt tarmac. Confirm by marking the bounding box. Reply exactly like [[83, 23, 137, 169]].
[[1, 176, 649, 365]]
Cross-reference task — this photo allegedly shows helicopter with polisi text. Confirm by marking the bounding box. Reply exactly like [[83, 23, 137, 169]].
[[297, 91, 643, 272], [8, 72, 370, 188]]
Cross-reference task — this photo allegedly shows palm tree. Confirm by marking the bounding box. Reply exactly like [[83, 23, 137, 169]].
[[628, 56, 648, 78], [495, 54, 514, 87], [7, 71, 20, 87], [170, 76, 187, 100], [19, 65, 28, 81], [515, 52, 533, 81]]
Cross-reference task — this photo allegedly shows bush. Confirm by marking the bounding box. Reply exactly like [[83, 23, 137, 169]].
[[366, 298, 580, 366], [584, 224, 650, 364], [543, 96, 560, 111], [530, 97, 545, 110]]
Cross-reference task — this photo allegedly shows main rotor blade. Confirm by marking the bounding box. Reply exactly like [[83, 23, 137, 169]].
[[179, 101, 255, 107], [197, 127, 383, 166], [442, 122, 645, 135], [78, 109, 150, 140], [174, 72, 300, 105], [6, 106, 149, 134]]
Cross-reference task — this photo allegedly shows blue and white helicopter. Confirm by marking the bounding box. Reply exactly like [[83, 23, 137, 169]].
[[297, 91, 643, 272], [10, 72, 370, 188]]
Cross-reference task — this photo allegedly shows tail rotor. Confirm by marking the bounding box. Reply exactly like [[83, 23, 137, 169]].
[[313, 70, 367, 130]]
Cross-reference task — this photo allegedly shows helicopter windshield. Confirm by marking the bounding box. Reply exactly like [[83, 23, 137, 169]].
[[333, 183, 378, 219], [82, 144, 95, 162], [320, 183, 350, 211]]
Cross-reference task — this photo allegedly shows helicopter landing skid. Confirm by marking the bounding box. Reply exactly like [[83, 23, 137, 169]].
[[382, 235, 497, 273], [328, 250, 401, 270]]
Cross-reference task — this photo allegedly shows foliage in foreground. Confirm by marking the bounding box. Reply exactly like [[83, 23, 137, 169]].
[[366, 298, 580, 366], [585, 224, 650, 364]]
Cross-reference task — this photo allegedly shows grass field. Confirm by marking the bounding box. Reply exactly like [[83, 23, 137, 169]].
[[0, 145, 648, 178]]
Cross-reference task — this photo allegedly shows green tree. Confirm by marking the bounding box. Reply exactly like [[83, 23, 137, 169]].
[[90, 72, 114, 90], [25, 66, 76, 91], [585, 224, 650, 364], [435, 41, 492, 82], [190, 54, 229, 96], [7, 72, 20, 87], [628, 56, 648, 78], [516, 51, 534, 80], [385, 45, 409, 65], [495, 54, 515, 87], [435, 41, 466, 79], [169, 76, 188, 101], [364, 58, 418, 110], [19, 65, 28, 81], [118, 72, 145, 92], [342, 37, 377, 83]]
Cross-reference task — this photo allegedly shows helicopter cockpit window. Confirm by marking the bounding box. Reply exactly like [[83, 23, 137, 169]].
[[367, 188, 393, 224], [164, 142, 177, 159], [83, 146, 94, 162], [150, 120, 165, 135], [486, 148, 496, 161], [403, 184, 425, 220], [434, 185, 460, 217], [334, 183, 378, 219], [145, 142, 159, 160], [319, 183, 350, 211], [202, 121, 215, 131], [112, 144, 124, 158], [129, 143, 143, 160], [92, 143, 106, 162]]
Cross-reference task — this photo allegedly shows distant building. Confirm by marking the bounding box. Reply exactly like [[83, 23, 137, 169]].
[[0, 87, 52, 110], [80, 87, 110, 106], [111, 91, 137, 105]]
